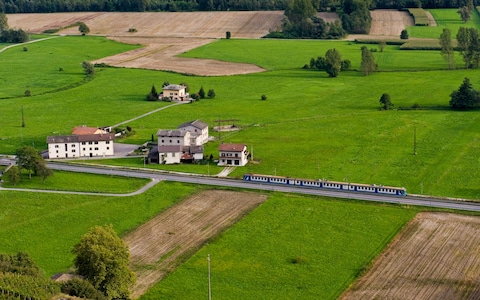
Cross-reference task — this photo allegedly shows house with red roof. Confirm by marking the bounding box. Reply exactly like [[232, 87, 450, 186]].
[[217, 143, 248, 166]]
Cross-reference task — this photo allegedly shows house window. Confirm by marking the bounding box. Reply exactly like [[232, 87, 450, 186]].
[[172, 152, 175, 157], [89, 142, 93, 145], [161, 140, 164, 143], [94, 147, 99, 150], [83, 148, 86, 151], [177, 140, 180, 143], [72, 149, 76, 153], [107, 147, 109, 150], [82, 142, 86, 145], [170, 140, 172, 143], [94, 141, 98, 144], [55, 145, 59, 148], [56, 150, 58, 153], [235, 160, 240, 165], [71, 144, 75, 147], [106, 141, 110, 144], [235, 153, 238, 157]]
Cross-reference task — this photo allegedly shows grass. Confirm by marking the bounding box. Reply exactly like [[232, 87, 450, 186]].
[[0, 181, 197, 276], [1, 35, 479, 199], [1, 170, 150, 193], [407, 9, 480, 38], [140, 193, 419, 299]]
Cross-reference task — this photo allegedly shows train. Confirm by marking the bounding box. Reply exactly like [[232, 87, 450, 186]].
[[243, 173, 407, 197]]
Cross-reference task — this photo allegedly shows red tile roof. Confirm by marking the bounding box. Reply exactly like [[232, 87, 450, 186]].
[[218, 143, 246, 152]]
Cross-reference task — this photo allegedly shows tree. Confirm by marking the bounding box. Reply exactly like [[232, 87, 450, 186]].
[[146, 84, 158, 101], [457, 6, 471, 23], [379, 93, 393, 110], [198, 86, 205, 99], [73, 225, 135, 299], [285, 0, 316, 23], [360, 46, 377, 76], [15, 146, 42, 178], [207, 89, 216, 98], [5, 166, 21, 186], [325, 48, 341, 77], [400, 29, 409, 39], [439, 28, 455, 69], [35, 160, 53, 183], [78, 22, 90, 35], [82, 61, 95, 77], [450, 77, 480, 109], [226, 31, 231, 39], [456, 27, 480, 68], [0, 252, 41, 277], [378, 41, 386, 52], [0, 12, 8, 32]]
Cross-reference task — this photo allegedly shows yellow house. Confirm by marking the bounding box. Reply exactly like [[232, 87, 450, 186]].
[[161, 84, 188, 101]]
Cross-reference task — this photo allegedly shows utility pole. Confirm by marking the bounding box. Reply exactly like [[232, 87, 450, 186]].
[[208, 254, 211, 300], [413, 126, 417, 155], [21, 105, 25, 128]]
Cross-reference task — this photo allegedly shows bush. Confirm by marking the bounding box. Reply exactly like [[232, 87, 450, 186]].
[[61, 278, 107, 300], [24, 90, 31, 97], [128, 28, 137, 32], [261, 94, 267, 100], [207, 89, 216, 98], [400, 29, 409, 40], [226, 31, 231, 39], [22, 46, 28, 51]]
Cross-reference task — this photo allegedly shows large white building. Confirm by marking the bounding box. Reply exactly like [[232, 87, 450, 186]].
[[155, 120, 209, 164], [47, 133, 115, 159]]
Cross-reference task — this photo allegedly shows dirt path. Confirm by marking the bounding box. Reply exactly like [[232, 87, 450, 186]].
[[340, 212, 480, 300], [124, 190, 267, 298]]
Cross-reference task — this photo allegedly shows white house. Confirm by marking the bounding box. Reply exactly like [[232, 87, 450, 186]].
[[155, 121, 209, 164], [178, 120, 209, 145], [217, 143, 248, 166], [47, 133, 114, 159], [160, 84, 189, 101]]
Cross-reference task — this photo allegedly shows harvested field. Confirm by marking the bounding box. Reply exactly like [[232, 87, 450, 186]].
[[7, 11, 283, 38], [341, 212, 480, 300], [369, 9, 414, 36], [124, 190, 267, 298]]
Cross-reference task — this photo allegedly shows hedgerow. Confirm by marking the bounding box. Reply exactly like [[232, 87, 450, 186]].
[[408, 8, 430, 26]]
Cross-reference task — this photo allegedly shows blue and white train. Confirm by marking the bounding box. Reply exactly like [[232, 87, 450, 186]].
[[243, 173, 407, 197]]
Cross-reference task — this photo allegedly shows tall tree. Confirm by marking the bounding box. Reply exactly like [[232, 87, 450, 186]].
[[285, 0, 316, 23], [360, 46, 377, 76], [73, 225, 135, 300], [15, 146, 42, 178], [0, 12, 8, 32], [78, 22, 90, 35], [439, 28, 455, 69], [82, 61, 95, 76], [325, 48, 342, 77], [35, 160, 53, 183], [5, 166, 21, 186], [450, 77, 480, 109], [456, 27, 480, 68], [457, 6, 471, 23], [379, 93, 393, 110]]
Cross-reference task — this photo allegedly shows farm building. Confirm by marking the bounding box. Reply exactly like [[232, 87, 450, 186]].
[[218, 143, 248, 166], [47, 132, 114, 159], [160, 84, 190, 102]]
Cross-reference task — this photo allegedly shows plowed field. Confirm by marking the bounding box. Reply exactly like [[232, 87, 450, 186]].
[[341, 212, 480, 300], [124, 190, 267, 298]]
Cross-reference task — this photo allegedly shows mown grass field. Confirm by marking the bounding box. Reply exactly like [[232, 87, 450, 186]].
[[140, 193, 418, 299], [1, 33, 479, 198]]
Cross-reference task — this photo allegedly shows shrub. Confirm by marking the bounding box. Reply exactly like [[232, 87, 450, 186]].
[[22, 46, 28, 51], [400, 29, 409, 40], [226, 31, 231, 39], [207, 89, 216, 99], [261, 94, 267, 100], [128, 28, 137, 32], [24, 90, 31, 96], [61, 278, 107, 300]]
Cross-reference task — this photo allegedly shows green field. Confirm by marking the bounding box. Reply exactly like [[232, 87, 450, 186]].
[[141, 194, 418, 299], [0, 9, 479, 299]]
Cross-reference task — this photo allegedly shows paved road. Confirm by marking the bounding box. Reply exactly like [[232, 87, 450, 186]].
[[41, 162, 480, 212]]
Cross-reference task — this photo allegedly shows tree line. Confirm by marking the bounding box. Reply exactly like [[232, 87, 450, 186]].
[[0, 12, 27, 42], [1, 0, 478, 13]]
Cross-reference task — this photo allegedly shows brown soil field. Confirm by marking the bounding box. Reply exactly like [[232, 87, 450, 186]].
[[369, 9, 414, 36], [341, 212, 480, 300], [123, 190, 267, 298]]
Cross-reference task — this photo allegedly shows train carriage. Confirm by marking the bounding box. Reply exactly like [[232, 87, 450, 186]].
[[243, 174, 407, 197]]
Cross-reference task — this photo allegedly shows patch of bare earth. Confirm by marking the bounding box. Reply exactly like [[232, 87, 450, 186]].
[[124, 190, 267, 299], [348, 9, 414, 40], [341, 212, 480, 300]]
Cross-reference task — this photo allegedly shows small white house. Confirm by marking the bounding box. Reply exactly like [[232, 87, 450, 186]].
[[157, 145, 204, 164], [217, 143, 248, 166], [178, 120, 209, 145], [161, 84, 189, 101], [47, 133, 114, 159]]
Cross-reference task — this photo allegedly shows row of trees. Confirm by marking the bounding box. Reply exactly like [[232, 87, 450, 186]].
[[305, 46, 377, 77], [1, 0, 476, 13], [439, 26, 480, 69]]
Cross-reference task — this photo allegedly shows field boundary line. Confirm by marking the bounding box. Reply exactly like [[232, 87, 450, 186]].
[[111, 102, 185, 128], [0, 177, 159, 196]]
